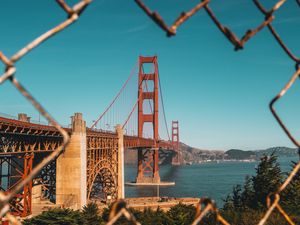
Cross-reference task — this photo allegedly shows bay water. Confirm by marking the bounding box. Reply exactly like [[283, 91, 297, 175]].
[[124, 156, 298, 207]]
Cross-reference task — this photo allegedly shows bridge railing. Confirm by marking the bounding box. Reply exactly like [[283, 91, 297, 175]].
[[0, 113, 18, 121]]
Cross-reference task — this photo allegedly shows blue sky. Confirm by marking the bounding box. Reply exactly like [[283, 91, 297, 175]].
[[0, 0, 300, 150]]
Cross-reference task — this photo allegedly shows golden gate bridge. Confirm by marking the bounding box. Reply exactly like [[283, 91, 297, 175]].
[[0, 55, 183, 217]]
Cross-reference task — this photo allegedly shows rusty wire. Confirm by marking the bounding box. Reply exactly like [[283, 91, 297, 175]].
[[134, 0, 300, 225], [0, 0, 91, 223], [106, 198, 231, 225], [260, 64, 300, 225], [254, 0, 300, 63], [135, 0, 210, 37], [192, 198, 230, 225], [1, 0, 300, 224], [107, 200, 141, 225]]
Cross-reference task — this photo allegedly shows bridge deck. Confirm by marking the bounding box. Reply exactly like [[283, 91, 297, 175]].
[[0, 117, 174, 154]]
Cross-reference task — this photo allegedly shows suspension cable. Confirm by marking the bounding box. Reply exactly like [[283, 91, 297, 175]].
[[91, 61, 138, 129], [122, 69, 150, 130], [158, 66, 171, 141]]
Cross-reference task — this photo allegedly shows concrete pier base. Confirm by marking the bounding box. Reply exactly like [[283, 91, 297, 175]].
[[56, 113, 87, 210], [125, 197, 199, 211], [125, 181, 175, 186], [136, 176, 161, 184]]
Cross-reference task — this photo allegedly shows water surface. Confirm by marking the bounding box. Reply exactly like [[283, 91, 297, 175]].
[[125, 156, 298, 207]]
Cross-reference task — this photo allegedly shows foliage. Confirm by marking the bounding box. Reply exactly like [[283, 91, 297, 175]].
[[23, 208, 85, 225], [223, 153, 283, 211], [82, 203, 104, 225], [136, 207, 173, 225], [281, 161, 300, 214], [101, 205, 141, 225], [222, 152, 300, 224], [167, 203, 196, 225], [220, 208, 300, 225], [24, 203, 104, 225], [241, 175, 255, 209], [101, 206, 110, 222], [252, 153, 283, 208]]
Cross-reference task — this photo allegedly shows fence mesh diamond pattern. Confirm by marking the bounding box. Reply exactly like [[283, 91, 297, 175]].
[[1, 0, 300, 224]]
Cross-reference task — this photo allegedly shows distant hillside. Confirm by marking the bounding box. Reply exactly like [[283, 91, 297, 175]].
[[124, 145, 298, 164], [255, 147, 298, 157], [224, 147, 298, 161], [124, 142, 224, 164], [179, 142, 224, 163], [225, 149, 255, 160]]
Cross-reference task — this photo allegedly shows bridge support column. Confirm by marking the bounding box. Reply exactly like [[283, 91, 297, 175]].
[[136, 148, 160, 183], [153, 148, 160, 182], [136, 55, 161, 184], [0, 153, 34, 217], [56, 113, 86, 210], [116, 125, 124, 199], [22, 154, 34, 217], [171, 121, 183, 165]]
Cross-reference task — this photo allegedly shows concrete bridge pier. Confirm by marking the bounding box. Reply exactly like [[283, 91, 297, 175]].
[[56, 113, 87, 210], [116, 124, 125, 199]]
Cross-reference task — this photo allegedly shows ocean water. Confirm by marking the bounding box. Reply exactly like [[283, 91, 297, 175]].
[[124, 156, 299, 207]]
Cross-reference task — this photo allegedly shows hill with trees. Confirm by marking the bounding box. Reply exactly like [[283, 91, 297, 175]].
[[225, 149, 255, 160], [125, 145, 298, 164]]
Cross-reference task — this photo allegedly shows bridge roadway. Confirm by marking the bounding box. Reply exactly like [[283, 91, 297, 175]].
[[0, 116, 174, 155]]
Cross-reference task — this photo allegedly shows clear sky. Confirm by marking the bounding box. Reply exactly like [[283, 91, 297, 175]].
[[0, 0, 300, 150]]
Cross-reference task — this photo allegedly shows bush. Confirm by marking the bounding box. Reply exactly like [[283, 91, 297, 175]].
[[23, 208, 85, 225], [167, 203, 196, 225], [82, 203, 104, 225], [222, 152, 300, 224], [133, 207, 172, 225], [223, 153, 283, 211]]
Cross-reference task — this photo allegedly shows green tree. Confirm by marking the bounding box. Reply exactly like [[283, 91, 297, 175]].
[[135, 207, 172, 225], [220, 153, 298, 224], [241, 175, 255, 209], [23, 208, 85, 225], [252, 153, 283, 209], [223, 185, 243, 211], [281, 161, 300, 214], [101, 205, 142, 225], [82, 203, 103, 225], [101, 207, 110, 222], [167, 203, 196, 225], [224, 153, 283, 211]]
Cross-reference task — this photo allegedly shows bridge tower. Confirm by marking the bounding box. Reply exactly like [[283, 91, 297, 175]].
[[171, 121, 182, 165], [136, 56, 160, 183]]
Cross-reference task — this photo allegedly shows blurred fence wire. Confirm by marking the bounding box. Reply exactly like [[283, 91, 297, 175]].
[[1, 0, 300, 224], [132, 0, 300, 224]]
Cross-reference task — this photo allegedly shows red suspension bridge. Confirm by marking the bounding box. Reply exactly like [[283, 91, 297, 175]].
[[0, 56, 183, 217]]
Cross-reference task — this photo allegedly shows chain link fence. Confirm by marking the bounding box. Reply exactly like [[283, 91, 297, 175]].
[[1, 0, 300, 224], [128, 0, 299, 224]]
